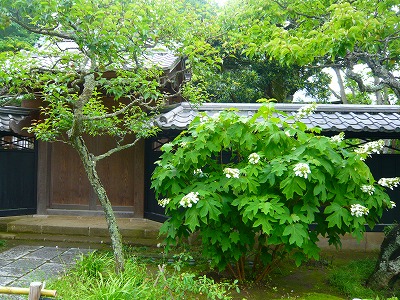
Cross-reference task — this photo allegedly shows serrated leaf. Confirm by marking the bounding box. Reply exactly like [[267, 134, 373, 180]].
[[292, 251, 306, 267], [281, 176, 307, 199], [242, 198, 260, 220], [271, 162, 287, 176], [282, 223, 308, 246], [229, 231, 240, 244], [313, 183, 326, 199], [198, 199, 222, 222], [253, 214, 273, 234], [184, 209, 200, 232], [220, 236, 231, 252], [324, 203, 350, 229], [300, 205, 319, 222], [259, 202, 272, 214]]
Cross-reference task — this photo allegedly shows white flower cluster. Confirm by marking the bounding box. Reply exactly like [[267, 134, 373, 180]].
[[248, 153, 261, 164], [355, 140, 385, 159], [294, 103, 317, 120], [194, 168, 207, 178], [224, 168, 240, 178], [157, 198, 170, 208], [180, 192, 200, 208], [378, 177, 400, 190], [390, 201, 396, 208], [293, 163, 311, 179], [350, 204, 369, 217], [330, 132, 345, 143], [194, 169, 203, 175], [360, 185, 375, 195]]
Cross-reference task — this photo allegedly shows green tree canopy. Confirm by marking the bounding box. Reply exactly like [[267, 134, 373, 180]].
[[204, 52, 332, 103], [217, 0, 400, 103], [0, 0, 219, 272]]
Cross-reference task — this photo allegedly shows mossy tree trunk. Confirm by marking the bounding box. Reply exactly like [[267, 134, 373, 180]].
[[68, 73, 125, 273], [367, 224, 400, 290], [71, 136, 125, 273]]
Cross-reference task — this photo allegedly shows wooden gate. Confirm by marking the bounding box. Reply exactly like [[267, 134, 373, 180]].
[[366, 154, 400, 230], [144, 133, 178, 222], [0, 134, 37, 216]]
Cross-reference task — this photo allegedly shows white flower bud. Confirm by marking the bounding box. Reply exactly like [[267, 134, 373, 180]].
[[224, 168, 240, 179], [350, 204, 369, 217], [360, 185, 375, 195], [293, 163, 311, 179], [378, 177, 400, 190], [180, 192, 200, 208], [248, 153, 260, 164]]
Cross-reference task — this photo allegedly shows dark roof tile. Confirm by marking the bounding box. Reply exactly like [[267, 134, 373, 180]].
[[0, 107, 34, 133], [156, 103, 400, 138]]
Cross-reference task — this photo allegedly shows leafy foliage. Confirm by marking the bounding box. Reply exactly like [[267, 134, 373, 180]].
[[219, 0, 400, 103], [0, 0, 220, 273], [152, 103, 393, 281], [203, 48, 332, 103]]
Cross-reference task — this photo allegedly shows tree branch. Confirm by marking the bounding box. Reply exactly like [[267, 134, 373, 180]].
[[10, 15, 74, 40], [328, 86, 341, 100], [272, 0, 328, 21], [345, 68, 386, 93], [81, 98, 141, 121], [94, 138, 140, 161]]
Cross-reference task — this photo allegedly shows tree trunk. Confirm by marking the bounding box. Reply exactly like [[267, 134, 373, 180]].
[[374, 76, 384, 104], [333, 67, 348, 104], [366, 224, 400, 290], [71, 135, 125, 273]]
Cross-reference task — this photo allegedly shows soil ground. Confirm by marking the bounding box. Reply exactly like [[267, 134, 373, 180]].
[[225, 250, 379, 300]]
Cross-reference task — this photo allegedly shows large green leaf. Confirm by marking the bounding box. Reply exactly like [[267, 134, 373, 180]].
[[324, 203, 350, 229], [282, 223, 308, 247], [198, 198, 222, 222], [281, 176, 307, 199]]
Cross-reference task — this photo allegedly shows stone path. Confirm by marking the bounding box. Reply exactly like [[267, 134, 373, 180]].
[[0, 245, 92, 299]]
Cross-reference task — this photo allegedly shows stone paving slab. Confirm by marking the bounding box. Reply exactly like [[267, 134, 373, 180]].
[[0, 245, 93, 299]]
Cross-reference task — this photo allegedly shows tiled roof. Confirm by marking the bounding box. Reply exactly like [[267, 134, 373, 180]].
[[142, 51, 181, 70], [156, 102, 400, 138], [33, 41, 181, 71], [0, 107, 33, 133]]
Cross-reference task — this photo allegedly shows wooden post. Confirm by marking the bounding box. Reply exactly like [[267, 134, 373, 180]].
[[28, 282, 42, 300], [0, 284, 57, 297]]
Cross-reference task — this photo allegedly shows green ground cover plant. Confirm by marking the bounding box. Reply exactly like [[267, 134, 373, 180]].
[[329, 259, 400, 300], [48, 250, 238, 300], [46, 246, 400, 300]]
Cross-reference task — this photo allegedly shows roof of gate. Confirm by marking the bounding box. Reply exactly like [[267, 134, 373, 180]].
[[156, 102, 400, 138], [0, 107, 35, 133], [2, 102, 400, 138]]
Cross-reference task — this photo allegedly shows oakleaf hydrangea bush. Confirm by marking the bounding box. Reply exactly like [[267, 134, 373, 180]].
[[152, 103, 397, 282]]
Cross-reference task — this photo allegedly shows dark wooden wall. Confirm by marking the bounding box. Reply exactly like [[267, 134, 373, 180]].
[[37, 136, 144, 217], [0, 148, 37, 216]]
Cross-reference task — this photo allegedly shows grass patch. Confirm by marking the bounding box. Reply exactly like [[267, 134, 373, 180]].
[[47, 247, 400, 300], [48, 250, 239, 299], [298, 293, 345, 300], [328, 258, 399, 300]]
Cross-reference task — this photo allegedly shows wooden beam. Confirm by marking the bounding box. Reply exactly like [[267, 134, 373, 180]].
[[0, 283, 57, 298]]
